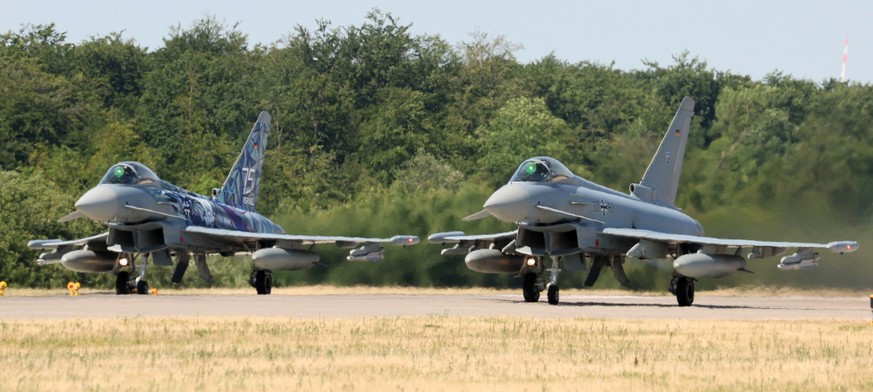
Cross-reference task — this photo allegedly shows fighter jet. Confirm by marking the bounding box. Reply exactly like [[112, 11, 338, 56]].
[[29, 112, 419, 295], [429, 97, 859, 306]]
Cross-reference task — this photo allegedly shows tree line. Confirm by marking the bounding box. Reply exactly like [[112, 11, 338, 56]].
[[2, 10, 871, 290]]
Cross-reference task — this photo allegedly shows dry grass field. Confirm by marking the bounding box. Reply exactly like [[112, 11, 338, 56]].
[[2, 316, 872, 391]]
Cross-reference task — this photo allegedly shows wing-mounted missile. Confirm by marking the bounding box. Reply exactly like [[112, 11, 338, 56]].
[[778, 251, 820, 270], [347, 244, 384, 262], [747, 246, 787, 259], [441, 245, 470, 256], [36, 250, 66, 266]]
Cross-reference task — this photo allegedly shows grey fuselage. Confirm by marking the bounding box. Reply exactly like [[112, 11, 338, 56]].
[[483, 158, 703, 257]]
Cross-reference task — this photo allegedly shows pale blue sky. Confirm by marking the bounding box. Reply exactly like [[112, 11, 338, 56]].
[[3, 0, 872, 83]]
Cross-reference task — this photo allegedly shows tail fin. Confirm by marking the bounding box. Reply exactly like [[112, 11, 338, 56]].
[[630, 97, 695, 206], [214, 112, 270, 211]]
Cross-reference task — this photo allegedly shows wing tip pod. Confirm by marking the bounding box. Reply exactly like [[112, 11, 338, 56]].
[[390, 235, 420, 246], [826, 241, 859, 254]]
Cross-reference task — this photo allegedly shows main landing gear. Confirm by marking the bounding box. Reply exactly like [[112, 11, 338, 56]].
[[250, 270, 273, 295], [669, 275, 695, 306]]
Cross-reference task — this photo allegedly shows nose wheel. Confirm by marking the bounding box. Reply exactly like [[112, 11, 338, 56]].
[[547, 284, 559, 305]]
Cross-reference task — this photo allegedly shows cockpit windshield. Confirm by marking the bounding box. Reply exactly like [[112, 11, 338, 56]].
[[509, 157, 575, 183], [99, 162, 160, 185]]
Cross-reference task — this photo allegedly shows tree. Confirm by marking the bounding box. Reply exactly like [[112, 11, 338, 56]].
[[476, 97, 573, 184]]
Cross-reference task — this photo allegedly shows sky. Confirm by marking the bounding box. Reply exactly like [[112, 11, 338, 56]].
[[3, 0, 872, 83]]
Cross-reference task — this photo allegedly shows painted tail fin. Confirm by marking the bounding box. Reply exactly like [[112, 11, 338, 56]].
[[214, 112, 270, 211], [630, 97, 695, 206]]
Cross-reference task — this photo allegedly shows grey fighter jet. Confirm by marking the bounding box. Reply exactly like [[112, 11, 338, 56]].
[[29, 112, 419, 295], [429, 97, 859, 306]]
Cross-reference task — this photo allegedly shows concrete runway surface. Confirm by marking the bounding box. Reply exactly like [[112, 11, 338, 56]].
[[2, 293, 870, 320]]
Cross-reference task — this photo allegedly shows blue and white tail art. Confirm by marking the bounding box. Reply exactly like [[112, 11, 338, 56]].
[[214, 112, 270, 211]]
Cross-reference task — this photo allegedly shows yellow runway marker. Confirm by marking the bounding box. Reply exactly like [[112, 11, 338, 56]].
[[66, 282, 80, 296]]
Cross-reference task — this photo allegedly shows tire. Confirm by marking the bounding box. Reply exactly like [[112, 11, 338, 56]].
[[136, 280, 149, 295], [522, 273, 540, 302], [115, 271, 131, 295], [255, 270, 272, 295], [675, 277, 694, 307], [547, 284, 560, 305]]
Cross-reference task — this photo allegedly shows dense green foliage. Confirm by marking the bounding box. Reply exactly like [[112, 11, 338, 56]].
[[2, 11, 871, 290]]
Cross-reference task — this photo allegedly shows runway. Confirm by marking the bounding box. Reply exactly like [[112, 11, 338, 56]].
[[2, 293, 869, 320]]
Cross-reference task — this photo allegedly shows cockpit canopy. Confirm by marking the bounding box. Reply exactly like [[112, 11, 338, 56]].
[[509, 157, 575, 183], [99, 162, 160, 185]]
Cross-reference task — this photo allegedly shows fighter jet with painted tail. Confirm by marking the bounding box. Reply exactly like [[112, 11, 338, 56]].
[[428, 97, 858, 306], [29, 112, 419, 295]]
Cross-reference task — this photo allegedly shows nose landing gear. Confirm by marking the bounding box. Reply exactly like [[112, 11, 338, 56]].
[[519, 257, 562, 305], [113, 253, 151, 295]]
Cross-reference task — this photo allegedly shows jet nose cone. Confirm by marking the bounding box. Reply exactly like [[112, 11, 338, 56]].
[[75, 186, 119, 222], [483, 184, 531, 222]]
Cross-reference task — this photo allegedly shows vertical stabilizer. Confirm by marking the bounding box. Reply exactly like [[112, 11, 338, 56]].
[[214, 112, 270, 211], [633, 97, 695, 206]]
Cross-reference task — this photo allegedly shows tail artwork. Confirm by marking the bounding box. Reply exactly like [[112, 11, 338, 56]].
[[214, 111, 270, 211], [634, 97, 695, 207]]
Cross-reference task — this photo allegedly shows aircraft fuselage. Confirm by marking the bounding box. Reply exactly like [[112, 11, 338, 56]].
[[76, 176, 283, 254]]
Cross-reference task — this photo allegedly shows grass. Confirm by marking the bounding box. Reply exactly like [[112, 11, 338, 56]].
[[3, 284, 871, 297], [1, 316, 872, 391]]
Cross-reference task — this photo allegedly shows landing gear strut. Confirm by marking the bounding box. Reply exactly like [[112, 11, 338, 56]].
[[546, 258, 561, 305], [670, 275, 695, 306], [252, 270, 272, 295]]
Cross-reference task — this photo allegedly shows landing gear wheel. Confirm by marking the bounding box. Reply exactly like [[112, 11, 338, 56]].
[[136, 280, 149, 295], [522, 273, 540, 302], [547, 284, 560, 305], [115, 271, 131, 295], [675, 277, 694, 307], [254, 270, 272, 295]]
